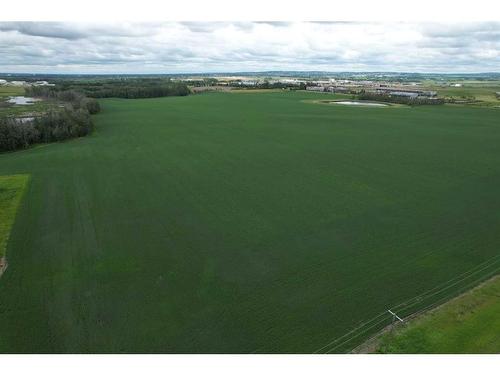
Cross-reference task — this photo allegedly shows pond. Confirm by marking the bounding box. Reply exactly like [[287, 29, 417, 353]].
[[15, 117, 35, 124], [331, 101, 389, 107], [6, 96, 41, 105]]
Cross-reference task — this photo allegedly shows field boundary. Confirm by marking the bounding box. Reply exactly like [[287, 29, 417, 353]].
[[351, 274, 500, 353], [313, 254, 500, 353], [0, 174, 30, 279]]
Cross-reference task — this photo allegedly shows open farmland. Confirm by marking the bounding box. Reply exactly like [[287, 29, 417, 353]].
[[0, 86, 24, 98], [0, 91, 499, 353]]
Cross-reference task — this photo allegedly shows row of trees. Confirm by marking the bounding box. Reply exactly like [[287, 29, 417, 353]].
[[85, 83, 190, 99], [358, 92, 445, 105], [0, 108, 94, 152], [0, 120, 39, 152], [52, 78, 191, 99]]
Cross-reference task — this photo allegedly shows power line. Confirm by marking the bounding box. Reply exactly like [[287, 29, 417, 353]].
[[348, 266, 500, 354], [313, 254, 500, 353]]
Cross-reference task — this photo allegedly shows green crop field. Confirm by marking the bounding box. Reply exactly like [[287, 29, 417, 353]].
[[0, 86, 24, 98], [375, 276, 500, 353], [0, 91, 499, 353], [425, 81, 500, 107]]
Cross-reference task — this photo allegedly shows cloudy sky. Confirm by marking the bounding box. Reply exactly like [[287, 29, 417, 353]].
[[0, 22, 499, 74]]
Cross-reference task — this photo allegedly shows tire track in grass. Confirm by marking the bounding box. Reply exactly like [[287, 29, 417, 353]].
[[0, 174, 30, 279]]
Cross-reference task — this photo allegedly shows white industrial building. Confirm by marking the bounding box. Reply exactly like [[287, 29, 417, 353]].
[[9, 81, 27, 86], [306, 86, 325, 92]]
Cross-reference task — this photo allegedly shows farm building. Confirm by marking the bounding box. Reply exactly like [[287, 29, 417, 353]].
[[327, 86, 350, 93]]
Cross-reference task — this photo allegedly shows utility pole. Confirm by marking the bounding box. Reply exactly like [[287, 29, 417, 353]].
[[388, 309, 404, 333]]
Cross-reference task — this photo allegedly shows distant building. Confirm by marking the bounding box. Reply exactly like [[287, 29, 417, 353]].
[[34, 81, 54, 86], [9, 81, 26, 86], [278, 79, 300, 85], [389, 91, 419, 98], [306, 86, 325, 92], [328, 86, 349, 93], [0, 79, 6, 85], [241, 80, 257, 86], [422, 91, 437, 97]]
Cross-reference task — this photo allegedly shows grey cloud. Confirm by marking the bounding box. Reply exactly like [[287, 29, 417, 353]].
[[0, 22, 499, 74], [180, 22, 222, 33], [180, 22, 255, 33], [254, 21, 292, 27], [0, 22, 87, 40], [0, 22, 160, 40], [421, 22, 500, 38]]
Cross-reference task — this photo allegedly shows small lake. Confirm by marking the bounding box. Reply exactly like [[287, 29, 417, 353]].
[[15, 117, 35, 124], [332, 101, 388, 107], [6, 96, 41, 105]]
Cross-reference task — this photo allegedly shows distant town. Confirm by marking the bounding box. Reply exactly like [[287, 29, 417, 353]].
[[184, 76, 439, 99]]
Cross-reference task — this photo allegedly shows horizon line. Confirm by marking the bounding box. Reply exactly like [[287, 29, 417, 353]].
[[1, 70, 500, 76]]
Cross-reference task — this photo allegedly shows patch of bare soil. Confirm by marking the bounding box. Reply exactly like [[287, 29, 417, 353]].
[[0, 256, 7, 279]]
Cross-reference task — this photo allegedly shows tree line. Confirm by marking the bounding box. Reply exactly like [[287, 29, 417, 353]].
[[86, 83, 190, 99], [358, 91, 445, 105], [0, 108, 95, 152], [0, 109, 94, 152], [52, 78, 191, 99]]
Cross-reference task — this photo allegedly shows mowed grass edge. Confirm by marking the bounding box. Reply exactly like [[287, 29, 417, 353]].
[[371, 275, 500, 353], [0, 175, 30, 261]]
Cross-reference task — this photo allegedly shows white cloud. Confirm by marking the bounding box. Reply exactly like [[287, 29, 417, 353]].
[[0, 22, 498, 73]]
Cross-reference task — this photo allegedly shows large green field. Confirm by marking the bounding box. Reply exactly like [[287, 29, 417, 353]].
[[0, 91, 499, 353]]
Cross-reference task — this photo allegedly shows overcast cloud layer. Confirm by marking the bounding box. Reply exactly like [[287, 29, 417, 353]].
[[0, 22, 499, 73]]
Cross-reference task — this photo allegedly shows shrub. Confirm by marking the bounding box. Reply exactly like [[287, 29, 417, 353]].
[[1, 108, 94, 153], [34, 109, 94, 143], [0, 118, 40, 152]]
